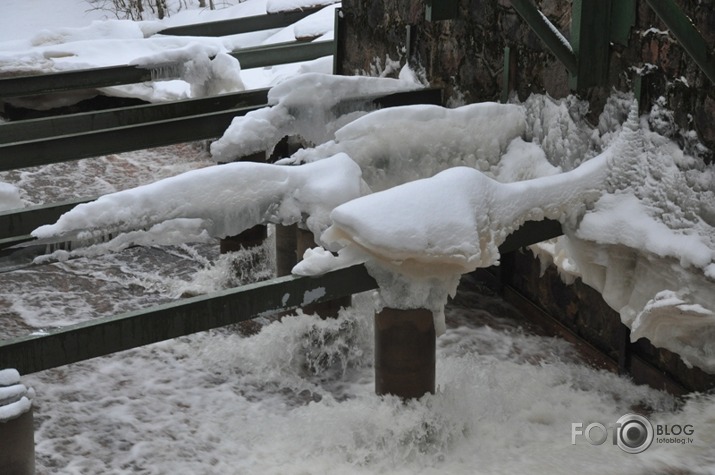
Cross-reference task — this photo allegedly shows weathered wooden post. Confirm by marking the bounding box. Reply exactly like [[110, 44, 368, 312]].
[[0, 369, 35, 475], [374, 308, 435, 398]]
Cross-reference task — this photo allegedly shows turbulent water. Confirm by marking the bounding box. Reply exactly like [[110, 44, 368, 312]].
[[1, 146, 714, 474]]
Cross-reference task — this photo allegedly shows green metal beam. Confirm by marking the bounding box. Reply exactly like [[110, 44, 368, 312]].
[[0, 214, 565, 373], [570, 0, 612, 90], [157, 8, 323, 37], [644, 0, 715, 84], [0, 89, 269, 144], [510, 0, 578, 75], [0, 65, 154, 99], [0, 264, 379, 374], [0, 197, 91, 241], [0, 41, 334, 98], [610, 0, 636, 46], [0, 106, 261, 171]]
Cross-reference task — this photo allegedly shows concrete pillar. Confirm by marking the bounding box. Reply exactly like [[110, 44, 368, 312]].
[[0, 370, 35, 475], [374, 308, 435, 399]]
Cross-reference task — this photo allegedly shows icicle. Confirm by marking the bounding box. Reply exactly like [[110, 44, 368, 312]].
[[149, 63, 182, 82]]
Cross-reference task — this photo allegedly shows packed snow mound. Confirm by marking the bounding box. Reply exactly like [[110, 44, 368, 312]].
[[32, 154, 366, 252], [210, 70, 424, 162], [288, 102, 526, 191]]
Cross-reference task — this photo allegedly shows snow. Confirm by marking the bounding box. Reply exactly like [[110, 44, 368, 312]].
[[32, 153, 367, 252], [287, 101, 526, 191], [210, 70, 423, 162]]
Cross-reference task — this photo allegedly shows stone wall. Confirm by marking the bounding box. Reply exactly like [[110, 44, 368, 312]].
[[339, 0, 714, 161]]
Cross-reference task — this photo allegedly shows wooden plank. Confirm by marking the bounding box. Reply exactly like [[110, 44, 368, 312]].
[[610, 0, 636, 46], [0, 264, 378, 374], [645, 0, 715, 84], [0, 89, 269, 144], [157, 8, 323, 37]]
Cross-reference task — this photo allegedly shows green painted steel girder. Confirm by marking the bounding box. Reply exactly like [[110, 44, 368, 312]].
[[645, 0, 715, 84], [0, 41, 334, 98], [0, 89, 269, 144], [157, 8, 323, 37], [229, 39, 334, 70], [0, 264, 379, 374], [509, 0, 578, 75], [0, 106, 261, 172], [571, 0, 612, 90], [0, 197, 89, 241]]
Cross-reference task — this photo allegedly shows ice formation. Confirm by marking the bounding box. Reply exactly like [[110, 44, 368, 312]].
[[286, 102, 526, 191], [293, 97, 714, 368], [0, 369, 33, 423], [210, 70, 424, 162], [32, 154, 367, 251]]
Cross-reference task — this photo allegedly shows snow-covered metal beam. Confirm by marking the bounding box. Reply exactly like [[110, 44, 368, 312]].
[[509, 0, 578, 76], [0, 106, 262, 172], [157, 7, 324, 37], [0, 40, 334, 98], [0, 89, 269, 144]]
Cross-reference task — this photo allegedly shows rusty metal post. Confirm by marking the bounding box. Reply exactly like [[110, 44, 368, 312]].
[[296, 227, 351, 317], [374, 307, 436, 399], [0, 370, 35, 475]]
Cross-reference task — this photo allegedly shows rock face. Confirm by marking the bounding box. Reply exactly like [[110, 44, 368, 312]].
[[340, 0, 714, 161]]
